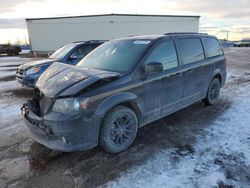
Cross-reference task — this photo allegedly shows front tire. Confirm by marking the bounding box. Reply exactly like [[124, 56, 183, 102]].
[[99, 105, 138, 153], [204, 78, 221, 105]]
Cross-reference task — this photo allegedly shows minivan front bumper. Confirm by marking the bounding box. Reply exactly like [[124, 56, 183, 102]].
[[21, 104, 101, 152]]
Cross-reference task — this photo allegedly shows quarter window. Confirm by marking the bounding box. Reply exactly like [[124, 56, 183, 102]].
[[178, 38, 204, 64], [202, 37, 223, 57], [145, 40, 178, 70]]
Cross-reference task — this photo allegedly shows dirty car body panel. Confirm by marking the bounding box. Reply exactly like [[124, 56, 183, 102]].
[[22, 34, 226, 152]]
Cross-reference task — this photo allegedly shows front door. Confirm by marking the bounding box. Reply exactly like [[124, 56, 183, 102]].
[[142, 39, 183, 122]]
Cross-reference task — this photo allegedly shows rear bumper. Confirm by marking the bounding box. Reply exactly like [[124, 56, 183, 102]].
[[21, 104, 101, 152]]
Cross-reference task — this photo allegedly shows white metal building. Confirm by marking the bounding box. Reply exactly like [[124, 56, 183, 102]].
[[26, 14, 200, 53]]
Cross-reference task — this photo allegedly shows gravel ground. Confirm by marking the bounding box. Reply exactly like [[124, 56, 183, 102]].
[[0, 48, 249, 188]]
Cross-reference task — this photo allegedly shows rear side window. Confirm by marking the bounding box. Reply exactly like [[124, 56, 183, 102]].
[[178, 38, 204, 64], [145, 40, 178, 70], [202, 37, 223, 57]]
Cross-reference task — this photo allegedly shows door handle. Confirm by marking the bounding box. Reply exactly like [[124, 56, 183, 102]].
[[186, 69, 193, 73], [165, 72, 182, 78], [174, 72, 182, 76]]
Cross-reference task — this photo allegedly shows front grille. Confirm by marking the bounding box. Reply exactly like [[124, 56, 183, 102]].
[[31, 88, 53, 116], [16, 68, 24, 75], [39, 95, 53, 116]]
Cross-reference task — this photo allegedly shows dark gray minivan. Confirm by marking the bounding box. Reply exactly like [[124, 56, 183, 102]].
[[22, 33, 226, 153]]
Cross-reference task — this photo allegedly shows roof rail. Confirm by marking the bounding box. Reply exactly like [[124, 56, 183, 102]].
[[73, 40, 107, 44], [86, 40, 107, 43], [73, 40, 85, 43], [164, 32, 208, 35]]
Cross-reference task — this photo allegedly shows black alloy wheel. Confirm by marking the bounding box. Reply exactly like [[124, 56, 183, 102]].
[[99, 105, 138, 153], [204, 78, 221, 105]]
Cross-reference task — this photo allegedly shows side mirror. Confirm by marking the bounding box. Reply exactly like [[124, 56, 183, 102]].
[[143, 62, 163, 74]]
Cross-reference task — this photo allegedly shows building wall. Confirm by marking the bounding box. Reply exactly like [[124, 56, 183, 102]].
[[26, 15, 200, 53]]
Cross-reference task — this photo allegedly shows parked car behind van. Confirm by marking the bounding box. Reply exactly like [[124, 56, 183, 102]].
[[0, 44, 21, 56], [16, 40, 105, 87], [22, 33, 226, 153]]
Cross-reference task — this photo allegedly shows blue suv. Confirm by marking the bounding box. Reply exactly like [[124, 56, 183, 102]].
[[16, 40, 105, 87]]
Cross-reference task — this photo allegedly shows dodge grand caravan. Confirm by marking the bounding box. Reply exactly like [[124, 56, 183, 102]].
[[16, 40, 105, 87], [22, 33, 226, 153]]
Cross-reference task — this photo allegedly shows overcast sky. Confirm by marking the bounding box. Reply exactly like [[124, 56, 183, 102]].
[[0, 0, 249, 44]]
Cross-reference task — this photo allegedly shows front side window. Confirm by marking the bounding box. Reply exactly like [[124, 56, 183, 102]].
[[77, 39, 151, 72], [145, 40, 178, 70], [178, 38, 204, 64], [202, 37, 223, 58], [70, 45, 93, 59]]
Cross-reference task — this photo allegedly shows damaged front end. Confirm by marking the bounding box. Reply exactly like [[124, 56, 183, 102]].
[[35, 62, 120, 98], [23, 89, 53, 117], [21, 63, 120, 152], [21, 88, 99, 152]]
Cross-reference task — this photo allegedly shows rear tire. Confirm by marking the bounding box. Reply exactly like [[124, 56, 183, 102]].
[[99, 105, 138, 153], [204, 78, 221, 105]]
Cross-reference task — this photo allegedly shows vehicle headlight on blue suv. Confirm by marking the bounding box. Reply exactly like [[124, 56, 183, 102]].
[[52, 98, 89, 115], [26, 66, 41, 75]]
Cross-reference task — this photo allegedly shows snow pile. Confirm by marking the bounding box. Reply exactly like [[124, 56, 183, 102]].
[[106, 85, 250, 188]]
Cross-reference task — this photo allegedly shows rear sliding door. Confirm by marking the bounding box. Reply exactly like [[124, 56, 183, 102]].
[[175, 37, 207, 105]]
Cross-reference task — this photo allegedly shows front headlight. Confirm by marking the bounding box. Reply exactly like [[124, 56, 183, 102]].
[[26, 66, 41, 75], [52, 98, 89, 115]]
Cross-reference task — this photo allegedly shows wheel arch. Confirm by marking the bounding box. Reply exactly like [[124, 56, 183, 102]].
[[95, 92, 144, 124], [211, 69, 222, 84]]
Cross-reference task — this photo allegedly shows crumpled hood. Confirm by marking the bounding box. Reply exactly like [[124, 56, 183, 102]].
[[35, 62, 120, 98], [21, 58, 56, 70]]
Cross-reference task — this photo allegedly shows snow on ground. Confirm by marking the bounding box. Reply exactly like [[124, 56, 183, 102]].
[[0, 62, 22, 66], [0, 95, 26, 144], [0, 57, 36, 65], [0, 56, 22, 60], [0, 71, 16, 78], [0, 57, 38, 81], [0, 99, 20, 119], [0, 80, 22, 92], [0, 66, 18, 70], [105, 83, 250, 188], [0, 49, 250, 187]]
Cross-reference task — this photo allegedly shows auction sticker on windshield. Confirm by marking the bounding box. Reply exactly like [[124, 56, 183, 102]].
[[133, 40, 151, 45]]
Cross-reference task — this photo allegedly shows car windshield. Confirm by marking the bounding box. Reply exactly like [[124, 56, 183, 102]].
[[77, 39, 151, 72], [49, 44, 75, 59]]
